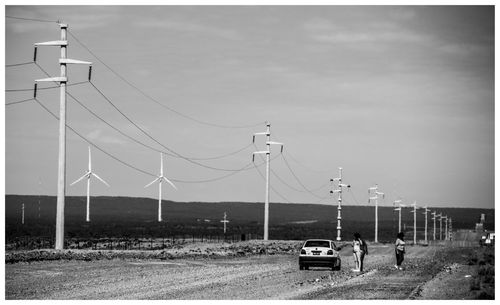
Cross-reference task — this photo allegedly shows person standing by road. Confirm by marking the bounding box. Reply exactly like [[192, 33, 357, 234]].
[[395, 232, 406, 270], [352, 232, 367, 272]]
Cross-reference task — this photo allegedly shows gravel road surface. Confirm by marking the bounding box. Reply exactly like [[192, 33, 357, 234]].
[[5, 244, 475, 299]]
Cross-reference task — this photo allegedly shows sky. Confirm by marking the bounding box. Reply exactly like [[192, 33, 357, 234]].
[[3, 4, 495, 209]]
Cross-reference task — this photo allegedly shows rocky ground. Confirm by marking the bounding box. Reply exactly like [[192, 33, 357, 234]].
[[5, 241, 492, 300]]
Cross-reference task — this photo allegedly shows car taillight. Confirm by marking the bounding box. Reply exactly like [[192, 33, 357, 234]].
[[327, 250, 333, 255], [301, 249, 306, 254]]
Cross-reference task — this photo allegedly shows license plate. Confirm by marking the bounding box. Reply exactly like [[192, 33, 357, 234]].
[[312, 252, 320, 255]]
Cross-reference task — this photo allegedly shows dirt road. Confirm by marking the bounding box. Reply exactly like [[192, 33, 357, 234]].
[[5, 244, 476, 299]]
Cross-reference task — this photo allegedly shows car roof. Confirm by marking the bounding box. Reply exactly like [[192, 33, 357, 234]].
[[305, 239, 332, 242]]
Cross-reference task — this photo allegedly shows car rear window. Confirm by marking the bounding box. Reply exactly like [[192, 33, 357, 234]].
[[304, 240, 330, 248]]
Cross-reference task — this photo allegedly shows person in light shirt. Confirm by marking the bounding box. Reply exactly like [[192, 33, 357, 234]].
[[395, 232, 406, 270], [351, 232, 367, 272]]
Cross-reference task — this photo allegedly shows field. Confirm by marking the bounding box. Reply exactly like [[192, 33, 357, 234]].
[[5, 195, 495, 243], [5, 241, 494, 299], [5, 195, 495, 299]]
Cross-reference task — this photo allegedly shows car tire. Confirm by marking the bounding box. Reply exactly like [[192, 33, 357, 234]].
[[334, 260, 341, 271]]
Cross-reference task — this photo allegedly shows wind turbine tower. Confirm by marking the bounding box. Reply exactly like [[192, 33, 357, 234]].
[[70, 147, 110, 222], [145, 153, 177, 222]]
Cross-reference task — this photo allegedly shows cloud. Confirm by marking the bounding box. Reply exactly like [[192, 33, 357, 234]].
[[438, 43, 493, 57], [303, 17, 430, 45], [87, 129, 127, 145], [133, 19, 240, 40], [6, 6, 118, 32]]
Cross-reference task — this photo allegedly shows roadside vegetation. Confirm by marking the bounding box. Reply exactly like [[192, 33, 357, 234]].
[[468, 246, 494, 299]]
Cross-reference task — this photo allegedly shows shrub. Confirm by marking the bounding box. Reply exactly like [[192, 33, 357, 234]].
[[470, 278, 481, 291]]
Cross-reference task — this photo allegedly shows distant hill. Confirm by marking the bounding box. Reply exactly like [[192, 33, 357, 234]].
[[5, 195, 495, 242]]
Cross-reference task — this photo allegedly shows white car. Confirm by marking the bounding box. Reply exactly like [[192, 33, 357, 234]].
[[299, 239, 341, 271]]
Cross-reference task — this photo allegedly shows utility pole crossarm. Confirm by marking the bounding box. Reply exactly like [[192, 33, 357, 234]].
[[35, 40, 68, 46], [368, 184, 383, 243], [34, 22, 92, 250], [332, 167, 349, 241], [59, 59, 92, 65], [251, 122, 283, 241], [35, 77, 67, 82]]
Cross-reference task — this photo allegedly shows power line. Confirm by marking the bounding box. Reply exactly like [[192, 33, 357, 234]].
[[280, 154, 325, 200], [6, 16, 58, 23], [348, 190, 364, 206], [66, 91, 165, 153], [188, 142, 254, 161], [252, 143, 328, 201], [272, 131, 337, 174], [9, 17, 264, 129], [33, 97, 156, 177], [6, 98, 35, 106], [68, 89, 254, 162], [6, 80, 88, 92], [88, 81, 254, 172], [37, 95, 269, 184], [172, 161, 254, 184], [67, 30, 265, 129], [283, 150, 337, 174], [6, 61, 35, 68], [253, 161, 292, 204], [34, 62, 255, 172], [35, 95, 270, 185]]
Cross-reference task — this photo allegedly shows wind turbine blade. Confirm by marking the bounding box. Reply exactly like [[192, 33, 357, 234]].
[[70, 172, 89, 186], [88, 146, 92, 171], [92, 173, 110, 187], [160, 153, 164, 176], [162, 177, 178, 190], [144, 177, 160, 188]]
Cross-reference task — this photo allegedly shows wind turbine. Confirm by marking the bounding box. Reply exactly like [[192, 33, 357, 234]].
[[145, 153, 177, 222], [70, 147, 110, 222]]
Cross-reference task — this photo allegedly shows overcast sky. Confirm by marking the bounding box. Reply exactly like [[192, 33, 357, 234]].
[[4, 5, 495, 209]]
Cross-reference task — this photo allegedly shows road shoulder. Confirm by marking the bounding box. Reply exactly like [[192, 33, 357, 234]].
[[413, 263, 476, 300]]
